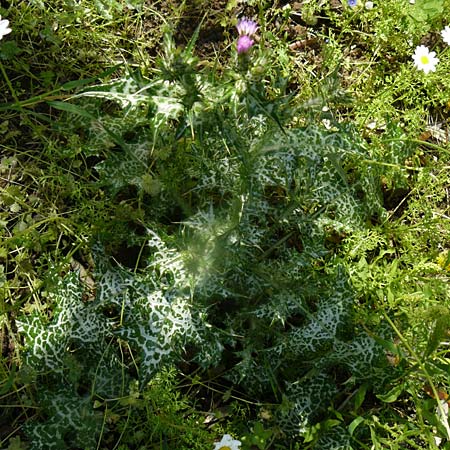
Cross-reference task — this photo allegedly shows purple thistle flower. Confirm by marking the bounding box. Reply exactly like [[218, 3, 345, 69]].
[[237, 35, 254, 54], [236, 17, 258, 37], [236, 17, 258, 54]]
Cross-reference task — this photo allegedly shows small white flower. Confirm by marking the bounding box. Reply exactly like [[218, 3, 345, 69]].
[[412, 45, 439, 74], [441, 25, 450, 46], [213, 434, 242, 450], [0, 16, 11, 40], [366, 120, 377, 130], [322, 118, 332, 130], [365, 1, 374, 9]]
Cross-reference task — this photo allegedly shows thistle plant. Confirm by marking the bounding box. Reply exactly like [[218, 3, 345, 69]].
[[11, 23, 407, 449], [1, 0, 450, 449], [8, 0, 450, 445]]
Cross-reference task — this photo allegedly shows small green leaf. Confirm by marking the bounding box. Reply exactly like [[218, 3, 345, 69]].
[[0, 41, 22, 60], [376, 384, 404, 403], [425, 312, 450, 357], [348, 416, 365, 436], [7, 436, 27, 450], [222, 388, 232, 402], [354, 383, 368, 410], [9, 202, 21, 213]]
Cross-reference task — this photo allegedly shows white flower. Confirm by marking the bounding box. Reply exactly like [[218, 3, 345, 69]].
[[365, 1, 374, 9], [213, 434, 242, 450], [412, 45, 439, 74], [0, 16, 11, 40], [441, 26, 450, 46]]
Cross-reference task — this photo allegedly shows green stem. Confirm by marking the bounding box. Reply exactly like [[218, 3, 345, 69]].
[[0, 60, 20, 104]]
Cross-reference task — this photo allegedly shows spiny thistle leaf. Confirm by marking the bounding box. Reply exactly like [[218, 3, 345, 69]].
[[92, 236, 213, 385], [277, 373, 338, 435], [24, 387, 102, 450], [17, 272, 86, 372]]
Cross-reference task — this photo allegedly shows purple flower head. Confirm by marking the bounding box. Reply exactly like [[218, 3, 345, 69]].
[[236, 17, 258, 37], [237, 35, 254, 54], [348, 0, 357, 6]]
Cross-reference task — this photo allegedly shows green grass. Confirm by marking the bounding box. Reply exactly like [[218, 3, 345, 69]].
[[1, 1, 450, 449]]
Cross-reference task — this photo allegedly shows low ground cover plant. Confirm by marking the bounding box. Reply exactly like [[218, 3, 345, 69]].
[[1, 1, 450, 449]]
